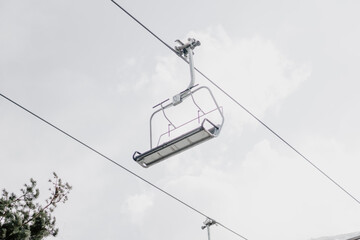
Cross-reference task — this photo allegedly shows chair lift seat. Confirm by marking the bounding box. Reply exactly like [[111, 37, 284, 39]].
[[133, 120, 220, 168]]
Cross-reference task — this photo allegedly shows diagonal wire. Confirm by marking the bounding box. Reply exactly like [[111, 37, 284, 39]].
[[109, 0, 360, 207], [194, 67, 360, 207], [110, 0, 178, 56], [0, 92, 249, 240]]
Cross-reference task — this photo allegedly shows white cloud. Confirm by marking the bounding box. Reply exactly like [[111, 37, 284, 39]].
[[192, 26, 311, 128], [139, 25, 311, 137], [2, 1, 360, 240], [121, 193, 154, 224], [155, 133, 360, 240]]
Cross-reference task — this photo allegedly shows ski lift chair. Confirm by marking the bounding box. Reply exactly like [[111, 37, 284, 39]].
[[133, 38, 224, 168]]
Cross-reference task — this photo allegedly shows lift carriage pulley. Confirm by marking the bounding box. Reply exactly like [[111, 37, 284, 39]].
[[202, 218, 217, 240], [133, 38, 224, 168]]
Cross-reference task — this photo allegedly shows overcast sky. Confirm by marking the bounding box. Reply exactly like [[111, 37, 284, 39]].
[[1, 1, 360, 240]]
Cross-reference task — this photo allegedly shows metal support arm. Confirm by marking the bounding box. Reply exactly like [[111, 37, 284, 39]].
[[173, 38, 201, 105], [201, 218, 217, 240]]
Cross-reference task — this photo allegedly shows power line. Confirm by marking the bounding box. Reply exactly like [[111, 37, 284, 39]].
[[2, 1, 359, 238], [0, 92, 249, 240], [109, 0, 360, 206]]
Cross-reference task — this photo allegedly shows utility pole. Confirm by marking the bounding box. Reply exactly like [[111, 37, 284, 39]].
[[201, 218, 216, 240]]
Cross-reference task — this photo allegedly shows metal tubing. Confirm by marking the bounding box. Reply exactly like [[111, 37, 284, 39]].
[[187, 47, 195, 89], [160, 104, 176, 129], [155, 107, 222, 146], [149, 86, 224, 149], [195, 86, 225, 133], [149, 102, 172, 148], [190, 90, 205, 115], [207, 225, 211, 240]]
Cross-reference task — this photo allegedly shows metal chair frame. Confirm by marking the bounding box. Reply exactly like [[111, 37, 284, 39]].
[[133, 38, 224, 168]]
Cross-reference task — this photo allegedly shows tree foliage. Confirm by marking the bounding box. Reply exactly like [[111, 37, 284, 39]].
[[0, 173, 72, 240]]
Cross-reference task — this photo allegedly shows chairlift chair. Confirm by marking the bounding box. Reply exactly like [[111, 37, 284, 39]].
[[133, 38, 224, 168]]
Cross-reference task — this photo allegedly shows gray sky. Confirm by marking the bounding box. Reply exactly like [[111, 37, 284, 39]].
[[1, 1, 360, 240]]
